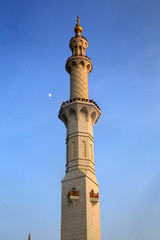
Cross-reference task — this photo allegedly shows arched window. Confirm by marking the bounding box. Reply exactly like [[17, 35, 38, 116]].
[[75, 46, 78, 55], [81, 141, 86, 158], [80, 107, 88, 121], [71, 142, 75, 159], [66, 144, 69, 163], [69, 107, 76, 121], [79, 46, 82, 54], [90, 144, 93, 161]]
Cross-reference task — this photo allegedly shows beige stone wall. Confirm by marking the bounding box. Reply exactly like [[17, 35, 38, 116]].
[[61, 174, 100, 240], [86, 177, 101, 240], [59, 101, 100, 176], [60, 102, 101, 239], [61, 176, 87, 240]]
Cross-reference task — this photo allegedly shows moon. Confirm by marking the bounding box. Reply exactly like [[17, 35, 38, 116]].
[[48, 93, 52, 98]]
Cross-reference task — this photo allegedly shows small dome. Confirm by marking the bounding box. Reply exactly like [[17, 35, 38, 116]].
[[74, 16, 83, 36]]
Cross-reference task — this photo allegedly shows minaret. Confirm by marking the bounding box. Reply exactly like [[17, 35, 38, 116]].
[[59, 17, 101, 240], [28, 233, 30, 240]]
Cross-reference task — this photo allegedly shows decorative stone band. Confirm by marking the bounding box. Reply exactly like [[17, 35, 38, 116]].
[[60, 97, 101, 111], [66, 132, 94, 144], [58, 98, 101, 128], [70, 35, 88, 42], [66, 54, 91, 61], [65, 55, 92, 74]]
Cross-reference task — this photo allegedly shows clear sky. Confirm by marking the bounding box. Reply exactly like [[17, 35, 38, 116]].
[[0, 0, 160, 240]]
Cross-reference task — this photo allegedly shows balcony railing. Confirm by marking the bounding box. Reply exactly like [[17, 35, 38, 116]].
[[61, 97, 101, 111], [68, 189, 80, 204], [68, 190, 80, 198], [90, 190, 99, 199]]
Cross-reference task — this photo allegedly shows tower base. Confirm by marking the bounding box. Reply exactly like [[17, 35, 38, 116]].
[[61, 170, 101, 240]]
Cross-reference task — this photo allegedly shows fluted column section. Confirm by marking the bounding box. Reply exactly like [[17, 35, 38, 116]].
[[66, 56, 92, 99], [70, 63, 88, 99]]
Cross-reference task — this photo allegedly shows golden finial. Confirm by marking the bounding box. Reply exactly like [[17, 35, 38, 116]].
[[76, 16, 80, 25], [28, 233, 31, 240], [74, 16, 83, 36]]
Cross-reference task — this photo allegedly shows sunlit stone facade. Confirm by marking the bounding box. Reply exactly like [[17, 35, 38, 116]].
[[59, 17, 101, 240]]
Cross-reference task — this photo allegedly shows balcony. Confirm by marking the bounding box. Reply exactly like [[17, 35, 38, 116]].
[[60, 97, 101, 111], [90, 190, 99, 203], [68, 188, 80, 204]]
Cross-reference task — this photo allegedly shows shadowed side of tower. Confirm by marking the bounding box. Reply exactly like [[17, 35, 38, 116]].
[[59, 17, 101, 240]]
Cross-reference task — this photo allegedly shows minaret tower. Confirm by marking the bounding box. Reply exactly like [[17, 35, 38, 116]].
[[59, 17, 101, 240]]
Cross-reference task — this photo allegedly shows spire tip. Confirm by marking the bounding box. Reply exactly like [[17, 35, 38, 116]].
[[74, 16, 83, 36]]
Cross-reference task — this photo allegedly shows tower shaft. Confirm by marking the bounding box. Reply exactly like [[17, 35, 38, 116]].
[[59, 17, 101, 240]]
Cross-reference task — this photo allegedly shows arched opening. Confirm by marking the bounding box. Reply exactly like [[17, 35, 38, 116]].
[[87, 64, 90, 72], [91, 111, 96, 125], [90, 144, 93, 161], [80, 107, 88, 121], [82, 47, 85, 55], [75, 46, 78, 55], [61, 114, 68, 126], [80, 141, 86, 158], [79, 46, 82, 54], [79, 39, 83, 46], [71, 141, 75, 159], [79, 60, 85, 69], [72, 61, 77, 68], [66, 144, 69, 164], [69, 107, 76, 121], [66, 66, 70, 73]]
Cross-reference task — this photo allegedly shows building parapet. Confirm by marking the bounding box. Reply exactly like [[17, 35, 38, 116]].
[[61, 97, 101, 111]]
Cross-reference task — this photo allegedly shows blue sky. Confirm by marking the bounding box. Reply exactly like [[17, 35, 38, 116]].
[[0, 0, 160, 239]]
